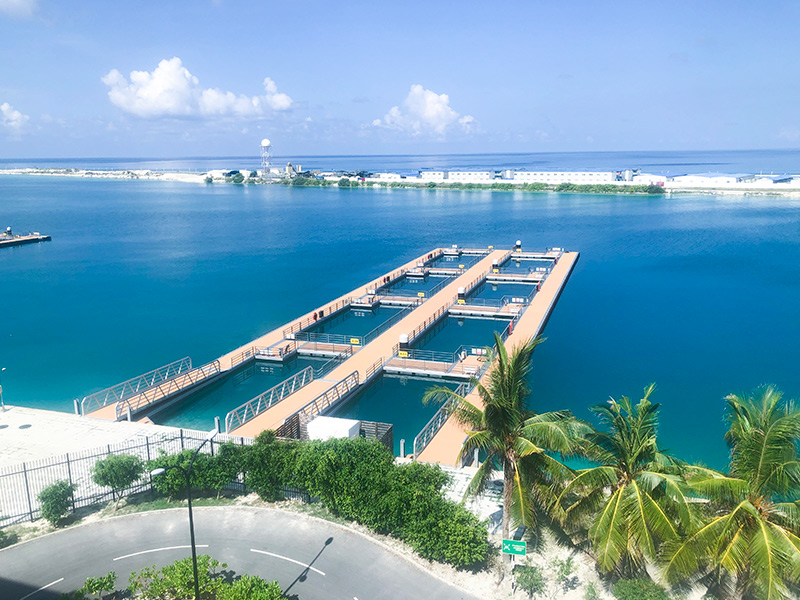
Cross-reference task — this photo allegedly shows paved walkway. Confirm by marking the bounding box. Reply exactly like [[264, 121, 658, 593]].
[[416, 252, 579, 465]]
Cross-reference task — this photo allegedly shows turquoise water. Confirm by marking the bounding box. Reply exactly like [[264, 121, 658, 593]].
[[413, 316, 509, 353], [151, 357, 328, 430], [380, 273, 452, 295], [427, 253, 480, 269], [498, 257, 554, 274], [470, 281, 537, 301], [305, 305, 403, 337], [330, 374, 460, 454], [4, 175, 800, 467]]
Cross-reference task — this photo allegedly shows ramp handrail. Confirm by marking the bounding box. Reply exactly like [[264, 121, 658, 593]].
[[314, 347, 353, 378], [282, 297, 353, 337], [289, 371, 360, 424], [413, 382, 470, 459], [81, 356, 192, 416], [365, 356, 384, 380], [114, 359, 221, 420], [224, 366, 315, 433]]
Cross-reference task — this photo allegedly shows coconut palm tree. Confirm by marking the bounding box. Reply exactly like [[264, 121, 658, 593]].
[[423, 333, 583, 542], [663, 385, 800, 600], [553, 384, 694, 577]]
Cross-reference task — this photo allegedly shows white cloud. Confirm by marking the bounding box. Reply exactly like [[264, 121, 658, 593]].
[[102, 57, 292, 119], [1, 102, 29, 135], [373, 84, 476, 137], [0, 0, 37, 18]]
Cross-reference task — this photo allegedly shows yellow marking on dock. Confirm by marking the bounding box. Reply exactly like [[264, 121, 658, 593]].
[[231, 250, 510, 437], [416, 252, 579, 465]]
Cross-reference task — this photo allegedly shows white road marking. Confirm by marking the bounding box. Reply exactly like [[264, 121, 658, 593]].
[[250, 548, 326, 576], [18, 577, 64, 600], [113, 544, 209, 561]]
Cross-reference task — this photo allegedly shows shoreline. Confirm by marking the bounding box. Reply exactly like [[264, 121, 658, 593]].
[[3, 167, 800, 197]]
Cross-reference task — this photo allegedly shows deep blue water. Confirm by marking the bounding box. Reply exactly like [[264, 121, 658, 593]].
[[2, 169, 800, 468]]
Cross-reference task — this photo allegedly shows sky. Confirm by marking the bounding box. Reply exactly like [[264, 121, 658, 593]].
[[1, 0, 800, 158]]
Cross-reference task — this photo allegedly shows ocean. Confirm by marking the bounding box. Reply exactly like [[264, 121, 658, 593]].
[[2, 149, 800, 468]]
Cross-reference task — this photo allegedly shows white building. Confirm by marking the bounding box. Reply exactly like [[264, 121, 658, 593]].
[[418, 170, 448, 182], [445, 170, 494, 183], [671, 173, 751, 186], [513, 171, 616, 184]]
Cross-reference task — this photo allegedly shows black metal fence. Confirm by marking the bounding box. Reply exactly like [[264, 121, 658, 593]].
[[0, 429, 253, 527]]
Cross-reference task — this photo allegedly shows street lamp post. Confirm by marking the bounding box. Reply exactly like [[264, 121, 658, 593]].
[[151, 428, 218, 600]]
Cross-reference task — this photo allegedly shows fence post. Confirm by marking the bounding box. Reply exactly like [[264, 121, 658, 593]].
[[22, 462, 34, 522], [180, 429, 185, 450], [146, 436, 151, 462], [66, 453, 76, 511]]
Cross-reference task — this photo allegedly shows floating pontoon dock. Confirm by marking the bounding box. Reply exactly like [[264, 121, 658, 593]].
[[80, 243, 577, 466]]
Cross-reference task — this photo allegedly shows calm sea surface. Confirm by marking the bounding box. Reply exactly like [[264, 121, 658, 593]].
[[2, 151, 800, 468]]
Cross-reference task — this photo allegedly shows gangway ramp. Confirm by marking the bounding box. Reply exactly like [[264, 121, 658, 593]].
[[230, 249, 510, 437], [415, 251, 579, 465]]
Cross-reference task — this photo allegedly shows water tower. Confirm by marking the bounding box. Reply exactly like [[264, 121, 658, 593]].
[[260, 138, 272, 175]]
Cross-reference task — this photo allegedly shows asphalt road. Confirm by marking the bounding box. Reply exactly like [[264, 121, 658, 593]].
[[0, 506, 481, 600]]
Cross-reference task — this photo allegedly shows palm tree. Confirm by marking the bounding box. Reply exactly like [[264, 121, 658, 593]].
[[663, 385, 800, 600], [423, 333, 582, 542], [553, 384, 693, 577]]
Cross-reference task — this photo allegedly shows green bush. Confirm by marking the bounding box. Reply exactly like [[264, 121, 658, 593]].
[[38, 480, 76, 526], [0, 526, 18, 548], [337, 177, 351, 187], [515, 564, 546, 597], [245, 431, 301, 501], [128, 555, 284, 600], [92, 453, 143, 507], [612, 578, 670, 600], [81, 572, 117, 600]]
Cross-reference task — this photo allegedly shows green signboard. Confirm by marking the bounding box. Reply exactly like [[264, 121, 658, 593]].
[[502, 539, 526, 556]]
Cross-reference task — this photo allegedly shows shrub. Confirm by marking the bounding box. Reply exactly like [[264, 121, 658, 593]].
[[81, 572, 117, 600], [612, 578, 670, 600], [584, 582, 601, 600], [222, 574, 283, 600], [337, 177, 351, 187], [245, 431, 301, 501], [0, 526, 18, 548], [38, 480, 76, 526], [92, 454, 143, 508], [515, 564, 546, 597]]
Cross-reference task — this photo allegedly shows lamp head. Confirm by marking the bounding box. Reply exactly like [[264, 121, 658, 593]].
[[150, 468, 166, 477], [205, 428, 219, 441]]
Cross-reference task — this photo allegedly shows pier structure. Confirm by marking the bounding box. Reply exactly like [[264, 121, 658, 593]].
[[413, 251, 579, 465], [81, 243, 577, 467], [0, 228, 51, 249]]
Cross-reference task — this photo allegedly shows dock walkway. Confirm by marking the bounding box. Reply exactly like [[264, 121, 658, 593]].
[[231, 250, 509, 437], [416, 252, 579, 465]]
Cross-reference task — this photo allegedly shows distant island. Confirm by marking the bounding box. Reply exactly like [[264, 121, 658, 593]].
[[2, 165, 800, 196]]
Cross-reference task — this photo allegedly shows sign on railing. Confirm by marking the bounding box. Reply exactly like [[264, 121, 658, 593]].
[[225, 366, 314, 432], [114, 359, 221, 421], [81, 356, 193, 416]]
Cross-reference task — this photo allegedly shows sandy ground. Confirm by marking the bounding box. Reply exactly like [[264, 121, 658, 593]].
[[0, 168, 208, 184]]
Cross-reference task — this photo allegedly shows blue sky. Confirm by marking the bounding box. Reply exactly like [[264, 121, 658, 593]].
[[1, 0, 799, 158]]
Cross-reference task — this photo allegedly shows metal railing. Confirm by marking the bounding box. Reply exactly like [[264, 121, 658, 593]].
[[408, 303, 450, 344], [362, 304, 413, 344], [294, 331, 363, 346], [365, 356, 385, 381], [230, 346, 256, 369], [378, 275, 452, 299], [224, 366, 315, 433], [289, 371, 360, 424], [313, 347, 353, 378], [115, 359, 221, 421], [80, 357, 193, 416], [256, 340, 297, 359], [413, 382, 470, 459], [282, 296, 353, 337], [464, 285, 538, 308]]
